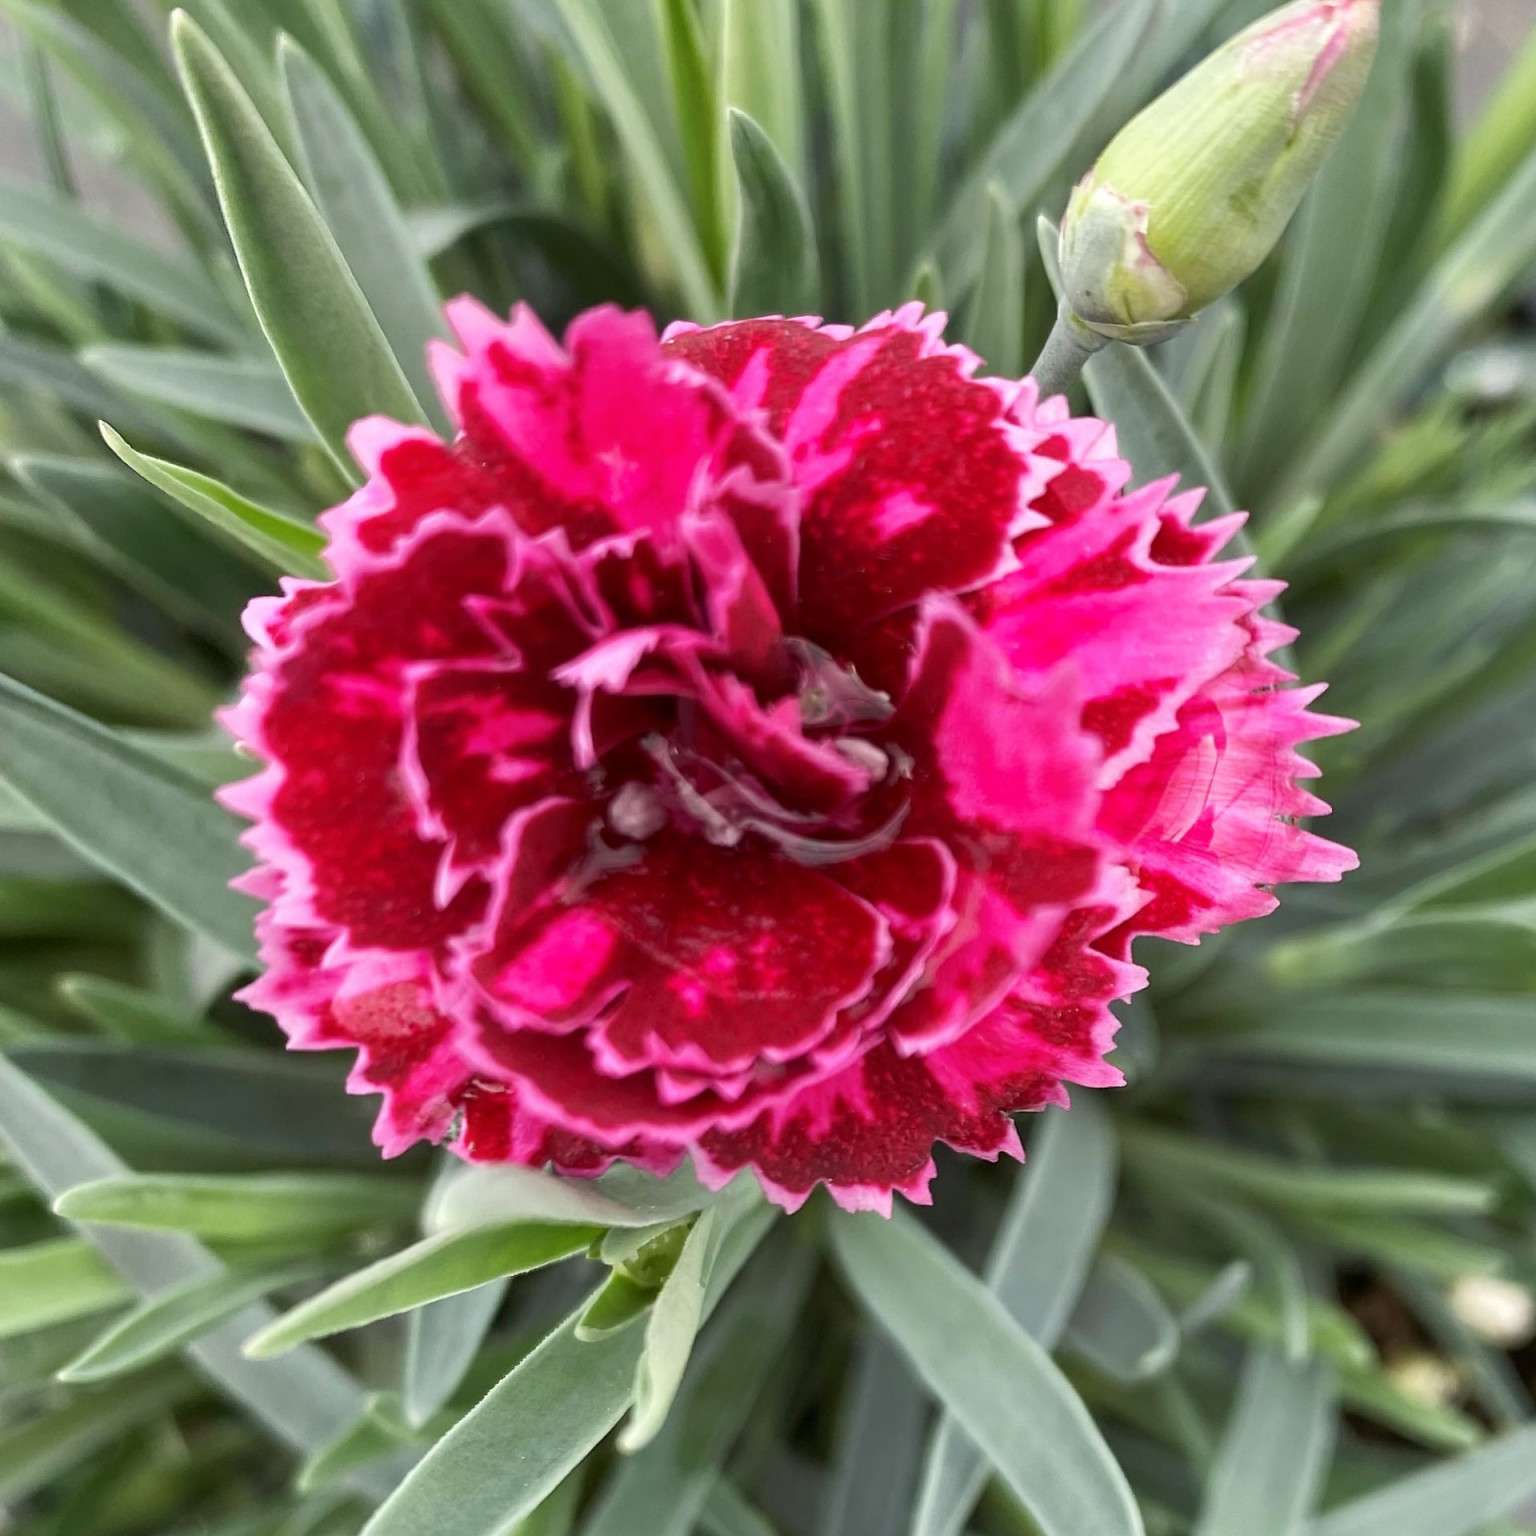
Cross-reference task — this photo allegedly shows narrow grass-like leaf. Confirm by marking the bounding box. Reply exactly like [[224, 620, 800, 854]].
[[1175, 1193, 1311, 1361], [909, 0, 956, 258], [0, 675, 256, 958], [831, 1206, 1141, 1536], [722, 0, 802, 175], [618, 1207, 713, 1453], [965, 185, 1024, 377], [1353, 16, 1455, 357], [1308, 1423, 1536, 1535], [555, 0, 718, 321], [9, 1042, 382, 1169], [0, 0, 217, 243], [405, 202, 645, 306], [171, 12, 427, 477], [1179, 1260, 1255, 1337], [1271, 138, 1536, 514], [1064, 1255, 1179, 1385], [101, 423, 328, 580], [297, 1395, 414, 1495], [849, 1, 896, 302], [56, 1172, 421, 1241], [0, 876, 142, 941], [84, 346, 316, 441], [0, 1365, 197, 1505], [1194, 1348, 1335, 1536], [279, 38, 447, 430], [1123, 1124, 1498, 1216], [402, 1280, 510, 1430], [1288, 1210, 1505, 1281], [0, 541, 221, 725], [658, 0, 727, 288], [427, 1161, 711, 1234], [1340, 1362, 1482, 1453], [1280, 499, 1536, 577], [0, 1237, 130, 1341], [1162, 301, 1245, 456], [0, 1055, 384, 1489], [245, 1223, 601, 1357], [1206, 992, 1536, 1081], [19, 34, 73, 197], [703, 1481, 779, 1536], [932, 0, 1153, 297], [578, 1270, 657, 1341], [1086, 338, 1235, 511], [58, 1257, 326, 1383], [808, 0, 867, 314], [361, 1303, 645, 1536], [366, 1201, 773, 1536], [817, 1333, 928, 1536], [59, 975, 211, 1048], [181, 0, 293, 150], [0, 175, 243, 343], [11, 453, 259, 641], [913, 1096, 1117, 1536], [0, 332, 155, 429], [1119, 1242, 1372, 1372], [728, 108, 818, 318], [584, 1227, 813, 1536]]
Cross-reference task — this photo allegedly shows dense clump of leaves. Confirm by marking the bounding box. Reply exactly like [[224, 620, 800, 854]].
[[4, 2, 1536, 1534]]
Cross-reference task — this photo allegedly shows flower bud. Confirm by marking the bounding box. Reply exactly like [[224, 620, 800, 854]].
[[1059, 0, 1380, 341], [1448, 1274, 1536, 1349]]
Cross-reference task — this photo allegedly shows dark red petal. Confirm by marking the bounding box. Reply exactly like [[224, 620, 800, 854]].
[[971, 484, 1254, 780], [666, 311, 1048, 640], [472, 834, 889, 1075], [695, 1037, 1038, 1214], [236, 518, 520, 952], [402, 660, 577, 877]]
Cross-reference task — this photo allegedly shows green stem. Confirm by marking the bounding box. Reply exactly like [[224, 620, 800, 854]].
[[1030, 305, 1108, 396]]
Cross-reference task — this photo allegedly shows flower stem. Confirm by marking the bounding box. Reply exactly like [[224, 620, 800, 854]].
[[1030, 307, 1108, 398]]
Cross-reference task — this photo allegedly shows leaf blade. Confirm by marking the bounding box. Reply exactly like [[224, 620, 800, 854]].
[[278, 36, 448, 431], [101, 422, 328, 579], [1194, 1347, 1335, 1536], [244, 1223, 602, 1357], [0, 174, 242, 343], [1309, 1424, 1536, 1536], [831, 1205, 1142, 1536], [84, 346, 317, 441], [0, 674, 257, 960], [728, 108, 818, 318], [58, 1258, 326, 1383], [912, 1097, 1117, 1536], [171, 11, 427, 477], [0, 1054, 385, 1490], [360, 1303, 645, 1536]]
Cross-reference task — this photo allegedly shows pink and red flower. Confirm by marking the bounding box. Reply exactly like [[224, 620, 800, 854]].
[[222, 300, 1355, 1213]]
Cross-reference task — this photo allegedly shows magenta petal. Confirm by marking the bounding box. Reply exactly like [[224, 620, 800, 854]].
[[401, 660, 575, 880], [1100, 612, 1358, 949], [666, 308, 1053, 639], [474, 833, 890, 1074]]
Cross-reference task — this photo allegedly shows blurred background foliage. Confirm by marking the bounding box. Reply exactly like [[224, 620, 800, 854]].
[[5, 2, 1536, 1535]]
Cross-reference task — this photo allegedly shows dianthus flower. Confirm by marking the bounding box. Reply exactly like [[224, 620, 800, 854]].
[[222, 300, 1355, 1213]]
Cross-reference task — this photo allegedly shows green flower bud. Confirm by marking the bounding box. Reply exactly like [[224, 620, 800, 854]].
[[1059, 0, 1380, 341]]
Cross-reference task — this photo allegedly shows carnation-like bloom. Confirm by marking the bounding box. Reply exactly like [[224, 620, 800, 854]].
[[223, 300, 1355, 1213]]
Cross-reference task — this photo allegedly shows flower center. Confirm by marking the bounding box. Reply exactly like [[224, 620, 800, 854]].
[[595, 638, 911, 867]]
